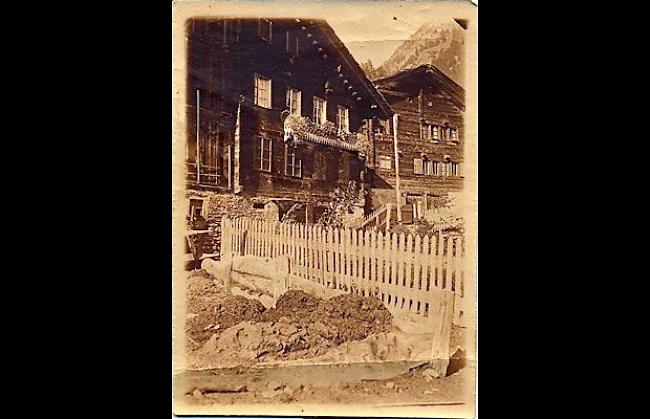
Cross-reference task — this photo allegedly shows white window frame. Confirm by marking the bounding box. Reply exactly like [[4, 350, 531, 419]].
[[257, 136, 272, 172], [313, 97, 327, 125], [254, 74, 272, 109], [337, 106, 349, 133], [451, 129, 459, 143], [379, 155, 392, 170], [285, 145, 302, 178], [432, 125, 440, 141], [441, 161, 451, 176], [423, 158, 431, 175], [420, 123, 432, 141], [286, 89, 301, 116]]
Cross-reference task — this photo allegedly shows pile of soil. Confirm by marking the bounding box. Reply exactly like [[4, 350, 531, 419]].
[[262, 290, 393, 343], [186, 270, 265, 347], [193, 290, 394, 368]]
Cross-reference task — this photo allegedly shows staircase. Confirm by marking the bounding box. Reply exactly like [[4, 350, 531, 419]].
[[346, 203, 417, 231]]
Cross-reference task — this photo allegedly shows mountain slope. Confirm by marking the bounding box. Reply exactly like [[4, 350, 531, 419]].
[[361, 21, 465, 86]]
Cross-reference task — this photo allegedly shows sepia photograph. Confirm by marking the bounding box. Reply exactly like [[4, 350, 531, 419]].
[[172, 1, 477, 416]]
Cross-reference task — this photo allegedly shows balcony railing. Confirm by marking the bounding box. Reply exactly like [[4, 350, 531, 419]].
[[283, 115, 367, 152]]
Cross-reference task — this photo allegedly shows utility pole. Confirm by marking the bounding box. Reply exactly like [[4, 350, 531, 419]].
[[392, 113, 402, 223]]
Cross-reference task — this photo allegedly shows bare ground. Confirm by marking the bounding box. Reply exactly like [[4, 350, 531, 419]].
[[178, 269, 472, 411]]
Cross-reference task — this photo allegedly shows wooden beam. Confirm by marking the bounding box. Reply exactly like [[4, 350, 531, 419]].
[[392, 113, 402, 223], [196, 89, 201, 183]]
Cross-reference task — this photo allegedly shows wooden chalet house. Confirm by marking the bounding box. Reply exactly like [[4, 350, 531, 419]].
[[367, 64, 465, 223], [185, 18, 392, 222]]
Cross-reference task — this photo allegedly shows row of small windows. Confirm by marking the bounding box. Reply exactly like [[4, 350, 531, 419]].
[[255, 74, 350, 132], [378, 155, 460, 177], [197, 19, 300, 58], [420, 123, 459, 142], [259, 19, 300, 57]]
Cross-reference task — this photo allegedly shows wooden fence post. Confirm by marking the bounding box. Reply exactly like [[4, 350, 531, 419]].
[[428, 288, 454, 376], [274, 255, 290, 305]]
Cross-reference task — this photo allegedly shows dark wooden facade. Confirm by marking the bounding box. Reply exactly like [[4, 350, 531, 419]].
[[370, 65, 465, 207], [186, 18, 391, 211]]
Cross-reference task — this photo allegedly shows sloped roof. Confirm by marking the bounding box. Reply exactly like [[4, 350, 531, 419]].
[[301, 19, 394, 118], [373, 64, 465, 111]]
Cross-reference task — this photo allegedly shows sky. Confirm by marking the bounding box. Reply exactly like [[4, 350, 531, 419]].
[[182, 0, 473, 67], [289, 2, 458, 66]]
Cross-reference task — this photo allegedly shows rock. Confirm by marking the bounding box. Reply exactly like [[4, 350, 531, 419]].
[[338, 382, 349, 390], [422, 368, 441, 379], [424, 374, 433, 382], [283, 386, 294, 396], [260, 390, 279, 399], [192, 388, 203, 397], [385, 382, 395, 390], [279, 324, 298, 336], [267, 380, 283, 391], [213, 324, 221, 330]]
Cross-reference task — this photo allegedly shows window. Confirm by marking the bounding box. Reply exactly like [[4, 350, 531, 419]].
[[285, 145, 302, 177], [313, 97, 326, 125], [423, 158, 431, 175], [258, 18, 272, 42], [379, 155, 392, 170], [286, 89, 301, 116], [450, 129, 459, 143], [189, 199, 205, 218], [413, 158, 424, 175], [441, 127, 451, 141], [337, 106, 349, 133], [432, 161, 440, 175], [256, 136, 272, 172], [286, 30, 299, 56], [440, 162, 452, 176], [451, 162, 460, 176], [420, 123, 431, 140], [254, 74, 272, 108], [432, 125, 440, 141]]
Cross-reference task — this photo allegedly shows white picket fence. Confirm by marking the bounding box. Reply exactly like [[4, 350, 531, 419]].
[[220, 217, 468, 327]]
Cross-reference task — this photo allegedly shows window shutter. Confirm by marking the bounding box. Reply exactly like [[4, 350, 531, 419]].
[[413, 158, 424, 175]]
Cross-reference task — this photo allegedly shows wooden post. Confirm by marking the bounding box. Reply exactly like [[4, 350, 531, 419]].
[[233, 99, 241, 193], [386, 203, 392, 231], [428, 288, 454, 376], [196, 89, 201, 183], [227, 145, 232, 190], [392, 113, 402, 223], [275, 255, 290, 305]]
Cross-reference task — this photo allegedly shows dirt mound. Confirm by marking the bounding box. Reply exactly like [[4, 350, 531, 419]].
[[261, 290, 392, 343], [193, 290, 394, 367], [197, 318, 346, 368], [186, 270, 265, 347], [187, 283, 394, 367]]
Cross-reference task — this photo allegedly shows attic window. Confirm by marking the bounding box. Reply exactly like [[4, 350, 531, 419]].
[[259, 18, 272, 42], [286, 30, 299, 57]]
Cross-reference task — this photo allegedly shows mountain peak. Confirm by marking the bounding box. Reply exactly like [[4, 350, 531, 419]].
[[360, 21, 465, 86]]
